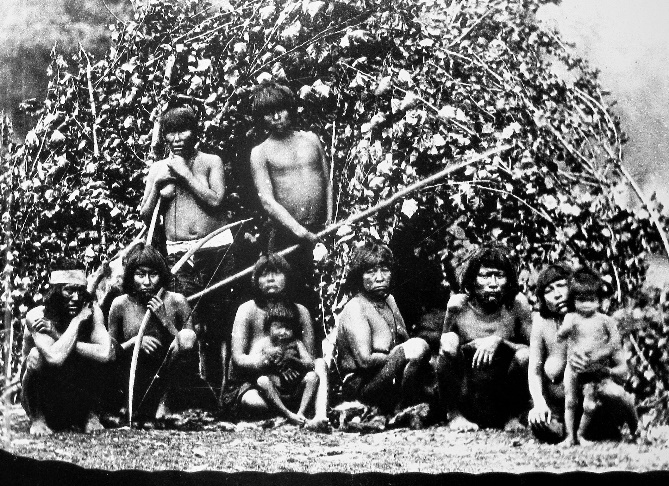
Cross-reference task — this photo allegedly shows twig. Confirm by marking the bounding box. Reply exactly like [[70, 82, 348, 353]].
[[80, 47, 100, 158], [448, 8, 492, 48]]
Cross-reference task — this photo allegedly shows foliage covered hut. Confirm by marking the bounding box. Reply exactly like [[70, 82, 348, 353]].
[[1, 0, 667, 422]]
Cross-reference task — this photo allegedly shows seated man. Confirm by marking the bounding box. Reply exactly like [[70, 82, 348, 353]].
[[437, 246, 532, 431], [21, 262, 116, 435], [220, 254, 329, 429], [529, 264, 638, 444], [107, 243, 208, 421], [335, 241, 432, 415]]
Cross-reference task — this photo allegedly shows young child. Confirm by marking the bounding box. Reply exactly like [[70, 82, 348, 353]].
[[557, 267, 639, 446], [249, 301, 319, 425]]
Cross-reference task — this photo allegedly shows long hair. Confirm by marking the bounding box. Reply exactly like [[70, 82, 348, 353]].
[[161, 105, 200, 138], [251, 253, 294, 306], [122, 243, 171, 296], [460, 246, 519, 310], [536, 263, 572, 318], [250, 82, 298, 127], [342, 241, 395, 296], [566, 266, 606, 312], [263, 300, 302, 339]]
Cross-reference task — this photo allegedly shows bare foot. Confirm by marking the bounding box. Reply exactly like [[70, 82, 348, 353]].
[[448, 414, 479, 432], [29, 419, 53, 436], [84, 413, 105, 433], [304, 417, 331, 432], [559, 436, 578, 448], [287, 412, 307, 426], [576, 435, 594, 446], [504, 417, 526, 432]]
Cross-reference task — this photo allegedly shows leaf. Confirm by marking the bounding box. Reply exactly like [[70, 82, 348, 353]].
[[401, 199, 418, 218], [374, 76, 392, 96]]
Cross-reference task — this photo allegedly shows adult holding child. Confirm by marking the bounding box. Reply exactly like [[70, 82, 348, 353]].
[[139, 105, 236, 393], [436, 246, 533, 431], [528, 263, 639, 444], [249, 82, 333, 346], [335, 241, 432, 415], [220, 254, 329, 429]]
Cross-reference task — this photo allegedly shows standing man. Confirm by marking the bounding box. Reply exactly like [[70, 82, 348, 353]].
[[335, 241, 432, 415], [21, 262, 116, 435], [220, 254, 329, 430], [249, 82, 333, 350], [437, 246, 533, 431], [140, 105, 235, 393]]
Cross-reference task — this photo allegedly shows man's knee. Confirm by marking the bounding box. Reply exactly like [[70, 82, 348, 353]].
[[26, 348, 44, 372], [512, 347, 529, 368], [304, 371, 319, 386], [582, 395, 599, 415], [176, 329, 197, 351], [401, 338, 430, 361], [256, 375, 272, 390]]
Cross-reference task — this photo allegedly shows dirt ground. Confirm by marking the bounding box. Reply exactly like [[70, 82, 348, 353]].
[[2, 406, 669, 474]]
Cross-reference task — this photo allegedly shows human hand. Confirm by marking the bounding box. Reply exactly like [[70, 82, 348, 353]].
[[32, 317, 56, 338], [148, 296, 168, 323], [280, 368, 301, 383], [166, 156, 190, 180], [527, 402, 552, 431], [141, 336, 162, 355], [74, 303, 93, 324], [470, 335, 502, 369], [569, 351, 608, 376]]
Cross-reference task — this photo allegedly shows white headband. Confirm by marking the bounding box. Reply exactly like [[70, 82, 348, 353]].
[[49, 270, 87, 286]]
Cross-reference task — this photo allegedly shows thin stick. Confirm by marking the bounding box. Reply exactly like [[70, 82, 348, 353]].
[[81, 48, 100, 158], [187, 144, 512, 302], [145, 197, 162, 248]]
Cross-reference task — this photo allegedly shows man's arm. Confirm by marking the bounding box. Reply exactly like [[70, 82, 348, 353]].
[[387, 295, 409, 343], [292, 339, 315, 371], [528, 314, 548, 410], [173, 293, 195, 332], [29, 307, 85, 366], [250, 145, 317, 242], [166, 154, 226, 208], [339, 301, 387, 369], [74, 305, 115, 363], [139, 163, 168, 222], [439, 294, 465, 354]]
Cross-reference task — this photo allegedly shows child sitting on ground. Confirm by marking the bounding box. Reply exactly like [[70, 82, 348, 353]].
[[557, 267, 639, 446], [249, 301, 319, 425]]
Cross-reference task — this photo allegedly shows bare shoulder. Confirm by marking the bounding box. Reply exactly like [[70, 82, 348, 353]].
[[197, 150, 223, 166], [340, 296, 368, 325], [531, 312, 552, 336], [299, 130, 322, 145], [513, 292, 531, 310], [235, 300, 259, 321], [250, 138, 270, 160], [446, 293, 468, 312]]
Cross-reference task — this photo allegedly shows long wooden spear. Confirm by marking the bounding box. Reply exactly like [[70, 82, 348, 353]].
[[187, 144, 512, 303], [126, 212, 250, 425]]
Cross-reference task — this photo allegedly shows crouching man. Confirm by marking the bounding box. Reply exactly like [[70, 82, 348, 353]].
[[21, 262, 116, 435]]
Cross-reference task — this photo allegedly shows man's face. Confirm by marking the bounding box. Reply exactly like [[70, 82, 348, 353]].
[[164, 129, 196, 157], [474, 266, 507, 309], [258, 270, 287, 297], [263, 109, 291, 135], [61, 285, 86, 317], [543, 279, 569, 316], [362, 264, 392, 300], [133, 265, 161, 297]]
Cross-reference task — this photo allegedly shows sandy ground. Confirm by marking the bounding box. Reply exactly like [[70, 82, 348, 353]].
[[2, 406, 669, 474]]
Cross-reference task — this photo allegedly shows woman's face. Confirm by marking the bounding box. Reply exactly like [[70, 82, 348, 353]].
[[543, 279, 569, 316]]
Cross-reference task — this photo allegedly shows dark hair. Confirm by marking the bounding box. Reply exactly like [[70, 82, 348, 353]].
[[536, 264, 572, 318], [567, 267, 606, 312], [122, 243, 171, 295], [251, 82, 298, 125], [343, 241, 395, 296], [161, 105, 200, 138], [263, 300, 301, 339], [251, 253, 293, 305], [43, 260, 92, 323], [460, 246, 519, 310]]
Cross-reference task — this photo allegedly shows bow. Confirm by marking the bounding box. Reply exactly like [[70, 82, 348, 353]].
[[126, 211, 251, 425]]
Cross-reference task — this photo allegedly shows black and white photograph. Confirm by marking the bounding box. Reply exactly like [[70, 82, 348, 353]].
[[0, 0, 668, 483]]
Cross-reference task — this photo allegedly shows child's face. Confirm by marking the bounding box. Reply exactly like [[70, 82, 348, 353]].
[[269, 321, 294, 344], [574, 298, 599, 316]]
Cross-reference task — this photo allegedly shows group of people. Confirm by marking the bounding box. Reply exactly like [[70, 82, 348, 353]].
[[19, 82, 640, 447]]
